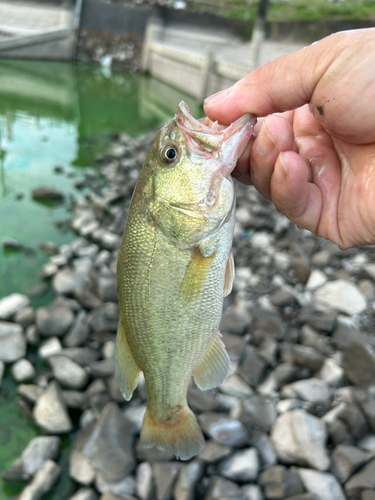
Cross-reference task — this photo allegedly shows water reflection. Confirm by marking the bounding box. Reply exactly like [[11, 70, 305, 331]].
[[0, 59, 201, 301]]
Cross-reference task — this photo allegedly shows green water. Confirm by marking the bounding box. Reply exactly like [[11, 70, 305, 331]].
[[0, 59, 201, 499]]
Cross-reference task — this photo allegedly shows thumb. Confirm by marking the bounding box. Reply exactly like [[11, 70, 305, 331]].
[[203, 31, 349, 125]]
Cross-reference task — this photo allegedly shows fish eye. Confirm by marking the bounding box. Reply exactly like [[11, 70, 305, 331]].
[[160, 145, 179, 165]]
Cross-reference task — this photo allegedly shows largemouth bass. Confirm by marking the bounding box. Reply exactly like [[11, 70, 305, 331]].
[[116, 101, 255, 460]]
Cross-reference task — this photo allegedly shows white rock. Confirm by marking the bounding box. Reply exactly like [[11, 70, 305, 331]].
[[38, 337, 62, 359], [22, 436, 61, 476], [0, 293, 29, 320], [219, 375, 254, 398], [33, 382, 73, 433], [18, 459, 61, 500], [281, 378, 331, 406], [251, 232, 274, 249], [220, 448, 260, 482], [318, 357, 345, 386], [271, 409, 330, 471], [314, 280, 367, 315], [11, 358, 36, 382], [48, 355, 88, 390], [136, 462, 153, 500], [69, 450, 95, 485], [0, 322, 26, 363], [306, 269, 327, 290], [298, 468, 346, 500]]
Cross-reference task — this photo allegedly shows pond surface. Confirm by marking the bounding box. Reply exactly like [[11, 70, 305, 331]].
[[0, 59, 201, 499]]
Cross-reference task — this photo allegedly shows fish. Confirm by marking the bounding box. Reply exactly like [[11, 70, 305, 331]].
[[115, 101, 255, 460]]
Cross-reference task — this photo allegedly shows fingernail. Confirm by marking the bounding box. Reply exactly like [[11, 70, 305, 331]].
[[256, 121, 275, 156], [273, 152, 288, 183], [204, 87, 232, 106]]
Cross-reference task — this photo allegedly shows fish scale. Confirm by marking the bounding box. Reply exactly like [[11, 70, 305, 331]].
[[115, 101, 255, 459]]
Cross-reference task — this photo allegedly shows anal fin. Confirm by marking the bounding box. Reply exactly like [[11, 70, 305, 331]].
[[193, 335, 230, 390], [115, 321, 141, 401], [223, 250, 235, 297]]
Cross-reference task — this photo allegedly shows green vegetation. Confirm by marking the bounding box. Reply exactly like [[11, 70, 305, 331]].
[[188, 0, 375, 22]]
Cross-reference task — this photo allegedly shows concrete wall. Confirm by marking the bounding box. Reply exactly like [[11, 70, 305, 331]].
[[80, 0, 150, 35]]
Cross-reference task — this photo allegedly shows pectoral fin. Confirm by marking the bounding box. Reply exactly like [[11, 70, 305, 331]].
[[193, 335, 230, 390], [115, 321, 141, 401], [223, 250, 234, 297]]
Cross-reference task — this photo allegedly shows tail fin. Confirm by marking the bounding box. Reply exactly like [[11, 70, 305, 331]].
[[140, 406, 204, 460]]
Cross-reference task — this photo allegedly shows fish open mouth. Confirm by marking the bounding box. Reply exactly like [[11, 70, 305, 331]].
[[174, 101, 256, 170]]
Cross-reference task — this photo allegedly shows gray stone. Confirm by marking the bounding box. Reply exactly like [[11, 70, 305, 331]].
[[344, 459, 375, 499], [153, 462, 183, 500], [241, 485, 264, 500], [198, 440, 231, 463], [240, 395, 277, 433], [15, 307, 35, 328], [271, 409, 330, 471], [281, 378, 331, 406], [74, 288, 102, 310], [36, 305, 74, 336], [68, 489, 99, 500], [38, 337, 62, 359], [314, 280, 367, 315], [26, 324, 39, 346], [53, 268, 89, 295], [48, 355, 89, 390], [331, 445, 372, 483], [33, 381, 73, 433], [280, 343, 324, 372], [220, 448, 259, 482], [198, 412, 249, 446], [238, 346, 268, 386], [32, 186, 64, 201], [64, 311, 89, 347], [219, 375, 253, 398], [61, 347, 100, 366], [204, 477, 242, 500], [0, 322, 26, 363], [362, 492, 375, 500], [318, 357, 345, 386], [250, 431, 277, 468], [123, 405, 146, 434], [22, 436, 61, 476], [18, 459, 61, 500], [335, 403, 368, 441], [220, 305, 251, 335], [11, 358, 36, 382], [300, 324, 332, 356], [188, 386, 221, 413], [69, 450, 95, 485], [84, 403, 135, 483], [342, 342, 375, 387], [173, 460, 203, 500], [298, 305, 337, 332], [270, 285, 297, 307], [298, 468, 346, 500], [63, 390, 86, 409], [259, 465, 304, 499], [89, 359, 115, 378], [332, 315, 375, 350], [97, 276, 118, 303], [136, 462, 153, 500], [17, 384, 44, 404], [0, 293, 30, 320]]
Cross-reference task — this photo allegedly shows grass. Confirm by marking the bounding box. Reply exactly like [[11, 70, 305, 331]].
[[188, 0, 375, 22]]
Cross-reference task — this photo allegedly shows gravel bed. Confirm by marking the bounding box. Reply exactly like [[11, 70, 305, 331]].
[[1, 128, 375, 500]]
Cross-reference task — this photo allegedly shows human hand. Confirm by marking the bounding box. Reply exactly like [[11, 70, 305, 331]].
[[204, 28, 375, 249]]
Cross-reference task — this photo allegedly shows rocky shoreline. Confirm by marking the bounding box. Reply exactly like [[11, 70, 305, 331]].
[[1, 128, 375, 500]]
